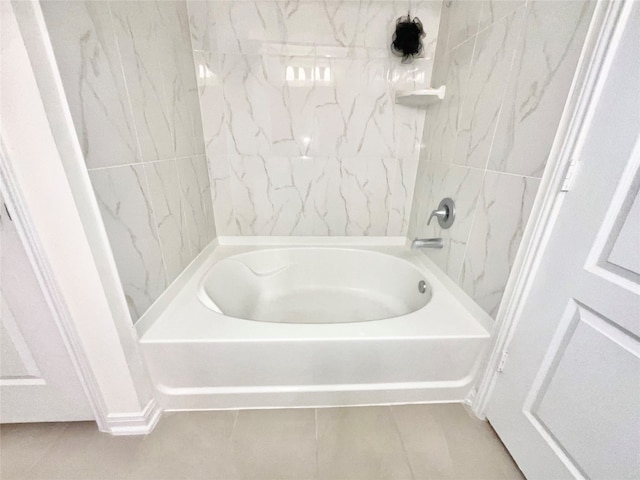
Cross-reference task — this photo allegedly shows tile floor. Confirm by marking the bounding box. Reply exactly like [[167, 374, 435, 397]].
[[0, 404, 524, 480]]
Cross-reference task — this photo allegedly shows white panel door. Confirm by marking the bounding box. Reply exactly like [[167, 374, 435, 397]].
[[1, 194, 93, 422], [486, 3, 640, 479]]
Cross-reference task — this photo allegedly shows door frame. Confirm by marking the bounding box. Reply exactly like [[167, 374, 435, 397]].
[[472, 0, 631, 418], [1, 0, 160, 434]]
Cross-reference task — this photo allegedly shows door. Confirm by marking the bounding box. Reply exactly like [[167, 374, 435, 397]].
[[486, 2, 640, 479], [0, 192, 93, 422]]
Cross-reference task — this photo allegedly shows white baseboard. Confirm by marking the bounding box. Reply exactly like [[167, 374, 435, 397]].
[[103, 398, 162, 436]]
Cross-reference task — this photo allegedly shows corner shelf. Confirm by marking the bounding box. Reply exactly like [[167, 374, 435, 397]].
[[395, 86, 446, 107]]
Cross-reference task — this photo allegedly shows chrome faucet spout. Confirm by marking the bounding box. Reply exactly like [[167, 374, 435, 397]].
[[411, 238, 443, 249]]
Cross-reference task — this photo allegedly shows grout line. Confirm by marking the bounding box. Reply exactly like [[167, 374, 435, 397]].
[[86, 155, 201, 172]]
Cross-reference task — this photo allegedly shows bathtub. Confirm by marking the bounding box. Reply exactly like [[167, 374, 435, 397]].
[[136, 239, 492, 411]]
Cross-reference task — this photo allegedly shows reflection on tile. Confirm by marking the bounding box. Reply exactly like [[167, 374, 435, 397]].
[[41, 1, 140, 169], [488, 0, 595, 177], [317, 406, 413, 480], [230, 409, 316, 479], [461, 172, 540, 317], [89, 165, 167, 321], [144, 160, 193, 283], [188, 0, 443, 237]]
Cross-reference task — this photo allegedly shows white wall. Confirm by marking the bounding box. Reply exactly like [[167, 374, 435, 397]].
[[41, 1, 216, 321], [188, 0, 442, 236], [409, 0, 595, 317]]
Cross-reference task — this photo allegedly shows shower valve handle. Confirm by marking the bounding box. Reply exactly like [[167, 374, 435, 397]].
[[427, 198, 456, 229]]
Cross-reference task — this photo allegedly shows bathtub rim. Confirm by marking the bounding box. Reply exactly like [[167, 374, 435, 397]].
[[135, 237, 494, 340]]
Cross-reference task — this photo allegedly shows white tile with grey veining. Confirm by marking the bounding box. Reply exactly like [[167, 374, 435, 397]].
[[263, 54, 319, 157], [178, 156, 216, 251], [337, 156, 397, 236], [208, 155, 238, 236], [213, 1, 318, 55], [460, 172, 540, 318], [478, 0, 526, 32], [154, 1, 200, 158], [41, 1, 140, 169], [110, 1, 175, 162], [446, 0, 483, 50], [488, 0, 595, 177], [415, 161, 484, 282], [220, 54, 271, 156], [428, 38, 474, 165], [315, 58, 396, 157], [452, 7, 524, 169], [186, 0, 217, 53], [89, 165, 166, 321], [227, 155, 340, 236], [194, 51, 228, 158], [144, 160, 194, 284]]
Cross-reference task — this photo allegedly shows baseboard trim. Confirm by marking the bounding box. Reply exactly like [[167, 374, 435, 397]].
[[104, 398, 162, 436]]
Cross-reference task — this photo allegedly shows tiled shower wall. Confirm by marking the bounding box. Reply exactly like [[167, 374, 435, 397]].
[[187, 0, 442, 236], [408, 0, 594, 317], [42, 1, 216, 321]]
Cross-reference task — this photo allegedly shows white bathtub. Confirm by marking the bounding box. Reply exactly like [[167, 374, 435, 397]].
[[136, 239, 492, 411]]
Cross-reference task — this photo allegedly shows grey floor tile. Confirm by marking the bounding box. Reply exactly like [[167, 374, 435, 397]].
[[316, 406, 413, 480], [391, 404, 456, 479], [430, 404, 524, 480], [229, 408, 316, 480], [20, 421, 144, 480], [0, 422, 70, 480], [124, 410, 238, 480], [0, 405, 523, 480]]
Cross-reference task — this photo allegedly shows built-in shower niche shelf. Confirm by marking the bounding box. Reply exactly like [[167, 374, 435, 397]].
[[395, 86, 446, 107]]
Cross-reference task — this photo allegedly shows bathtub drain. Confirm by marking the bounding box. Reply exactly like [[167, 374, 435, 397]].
[[418, 280, 427, 294]]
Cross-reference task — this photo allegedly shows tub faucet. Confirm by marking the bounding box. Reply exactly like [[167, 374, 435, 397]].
[[411, 238, 443, 249]]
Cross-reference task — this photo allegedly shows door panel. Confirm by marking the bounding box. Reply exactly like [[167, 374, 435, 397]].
[[486, 2, 640, 479], [0, 194, 93, 423]]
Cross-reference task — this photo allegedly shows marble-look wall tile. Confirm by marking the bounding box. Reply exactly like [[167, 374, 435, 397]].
[[478, 0, 525, 33], [452, 8, 524, 169], [460, 173, 539, 317], [189, 0, 443, 236], [89, 166, 167, 321], [446, 0, 483, 50], [110, 1, 175, 162], [428, 38, 474, 165], [41, 1, 141, 169], [144, 160, 194, 283], [415, 161, 484, 281], [44, 1, 214, 322], [178, 155, 217, 252], [488, 0, 595, 177], [409, 0, 593, 318], [154, 1, 199, 159], [187, 1, 217, 52]]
